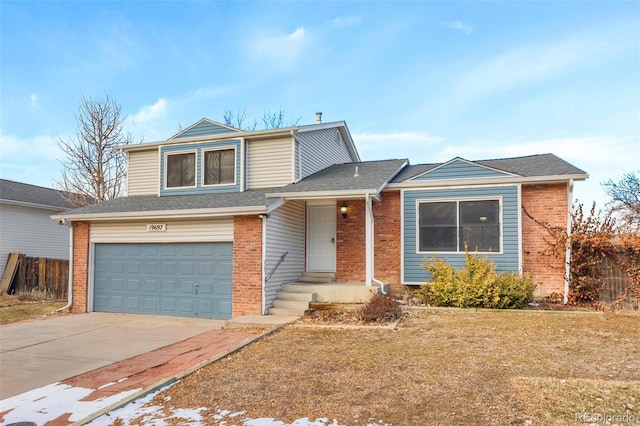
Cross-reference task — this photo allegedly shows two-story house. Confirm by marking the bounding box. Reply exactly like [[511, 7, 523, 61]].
[[55, 116, 588, 319]]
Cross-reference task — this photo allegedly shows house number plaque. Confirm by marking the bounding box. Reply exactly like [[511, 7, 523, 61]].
[[147, 224, 167, 232]]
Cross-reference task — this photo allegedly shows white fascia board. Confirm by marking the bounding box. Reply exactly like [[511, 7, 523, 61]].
[[2, 199, 64, 211], [265, 189, 378, 199], [52, 205, 268, 221], [119, 128, 296, 152], [375, 160, 409, 194], [387, 174, 588, 189], [409, 157, 520, 181], [265, 197, 286, 213]]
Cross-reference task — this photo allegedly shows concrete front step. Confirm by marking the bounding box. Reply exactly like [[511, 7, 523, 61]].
[[272, 299, 309, 310], [299, 272, 335, 283], [282, 282, 385, 303], [276, 291, 317, 302], [269, 307, 308, 316]]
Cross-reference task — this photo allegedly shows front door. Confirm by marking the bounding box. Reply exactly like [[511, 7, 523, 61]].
[[306, 205, 336, 272]]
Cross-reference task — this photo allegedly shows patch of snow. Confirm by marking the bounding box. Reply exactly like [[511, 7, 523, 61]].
[[0, 382, 141, 424]]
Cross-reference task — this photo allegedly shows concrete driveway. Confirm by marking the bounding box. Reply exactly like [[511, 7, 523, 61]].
[[0, 312, 225, 399]]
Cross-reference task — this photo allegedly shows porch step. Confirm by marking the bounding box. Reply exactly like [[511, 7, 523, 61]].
[[276, 290, 317, 302], [272, 299, 310, 310], [298, 272, 335, 283], [268, 307, 308, 316]]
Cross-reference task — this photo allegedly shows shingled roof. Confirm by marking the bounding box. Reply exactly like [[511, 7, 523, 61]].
[[55, 188, 284, 219], [0, 179, 77, 210], [391, 153, 587, 182], [267, 159, 407, 197]]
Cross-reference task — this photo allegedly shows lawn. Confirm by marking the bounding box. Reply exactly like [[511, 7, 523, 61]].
[[108, 309, 639, 425], [0, 294, 67, 324]]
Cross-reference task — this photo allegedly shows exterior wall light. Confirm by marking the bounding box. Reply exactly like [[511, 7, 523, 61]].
[[340, 203, 348, 218]]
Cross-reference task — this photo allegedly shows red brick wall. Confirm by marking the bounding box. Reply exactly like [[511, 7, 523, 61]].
[[521, 183, 569, 296], [336, 199, 366, 281], [233, 215, 263, 316], [335, 192, 402, 292], [71, 221, 90, 313], [373, 191, 402, 293]]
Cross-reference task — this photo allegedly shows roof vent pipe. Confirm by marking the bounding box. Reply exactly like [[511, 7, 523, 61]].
[[315, 112, 322, 124], [354, 166, 359, 177]]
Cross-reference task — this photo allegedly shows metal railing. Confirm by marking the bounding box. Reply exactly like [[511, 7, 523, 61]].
[[265, 251, 288, 282]]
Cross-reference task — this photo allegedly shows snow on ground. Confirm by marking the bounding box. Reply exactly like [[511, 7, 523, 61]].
[[88, 383, 390, 426], [0, 382, 141, 425]]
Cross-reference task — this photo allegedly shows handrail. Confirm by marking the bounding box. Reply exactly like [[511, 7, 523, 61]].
[[265, 251, 288, 282]]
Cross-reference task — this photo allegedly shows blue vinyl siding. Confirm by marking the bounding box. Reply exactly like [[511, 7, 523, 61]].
[[173, 121, 239, 139], [403, 185, 520, 284], [94, 243, 233, 319], [160, 140, 241, 195], [412, 159, 511, 181]]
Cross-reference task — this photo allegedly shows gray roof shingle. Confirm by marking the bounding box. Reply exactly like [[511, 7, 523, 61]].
[[391, 153, 587, 182], [58, 188, 283, 216], [0, 179, 78, 210], [269, 159, 407, 195]]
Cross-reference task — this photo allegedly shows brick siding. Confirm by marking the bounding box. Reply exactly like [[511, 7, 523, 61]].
[[71, 221, 89, 313], [336, 192, 402, 293], [233, 215, 263, 316], [521, 183, 569, 296]]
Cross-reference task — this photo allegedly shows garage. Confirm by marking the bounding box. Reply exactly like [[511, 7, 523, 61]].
[[93, 242, 233, 319]]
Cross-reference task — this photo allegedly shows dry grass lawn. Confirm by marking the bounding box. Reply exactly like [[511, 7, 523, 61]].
[[124, 309, 639, 425], [0, 293, 67, 324]]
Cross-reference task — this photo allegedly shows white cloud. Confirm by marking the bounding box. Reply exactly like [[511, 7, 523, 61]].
[[445, 20, 474, 35], [29, 93, 38, 107], [448, 27, 632, 110], [331, 16, 362, 28], [245, 27, 309, 70], [125, 98, 169, 142], [0, 128, 61, 161]]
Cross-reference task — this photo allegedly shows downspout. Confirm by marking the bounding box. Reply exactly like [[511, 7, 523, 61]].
[[57, 221, 73, 312], [366, 193, 387, 294], [260, 214, 267, 315], [564, 179, 574, 304]]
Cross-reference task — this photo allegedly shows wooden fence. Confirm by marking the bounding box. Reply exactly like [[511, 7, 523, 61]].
[[3, 254, 69, 300], [599, 255, 639, 309]]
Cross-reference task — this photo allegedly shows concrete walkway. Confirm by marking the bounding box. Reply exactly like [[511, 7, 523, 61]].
[[0, 312, 298, 425]]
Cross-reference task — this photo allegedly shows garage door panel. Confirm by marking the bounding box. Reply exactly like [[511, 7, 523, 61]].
[[94, 243, 233, 319]]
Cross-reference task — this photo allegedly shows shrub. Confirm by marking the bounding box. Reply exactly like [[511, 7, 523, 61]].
[[358, 292, 402, 323], [414, 251, 536, 309]]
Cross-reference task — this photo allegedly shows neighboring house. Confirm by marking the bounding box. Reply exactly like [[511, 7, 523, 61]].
[[54, 117, 588, 319], [0, 179, 77, 279]]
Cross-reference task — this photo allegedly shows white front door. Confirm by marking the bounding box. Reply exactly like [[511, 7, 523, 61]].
[[306, 205, 336, 272]]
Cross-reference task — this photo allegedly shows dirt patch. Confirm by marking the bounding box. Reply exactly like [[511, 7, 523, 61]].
[[110, 309, 639, 425]]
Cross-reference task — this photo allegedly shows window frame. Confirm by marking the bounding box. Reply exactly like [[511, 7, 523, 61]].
[[415, 196, 503, 254], [201, 146, 237, 187], [164, 149, 197, 190]]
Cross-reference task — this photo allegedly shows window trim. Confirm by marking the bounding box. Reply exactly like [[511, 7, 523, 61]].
[[164, 149, 197, 190], [415, 196, 503, 255], [201, 146, 237, 187]]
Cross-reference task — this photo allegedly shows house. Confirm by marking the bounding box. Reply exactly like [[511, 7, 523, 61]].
[[0, 179, 77, 280], [54, 116, 588, 319]]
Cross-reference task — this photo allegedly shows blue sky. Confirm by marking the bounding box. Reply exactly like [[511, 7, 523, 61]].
[[1, 0, 638, 208]]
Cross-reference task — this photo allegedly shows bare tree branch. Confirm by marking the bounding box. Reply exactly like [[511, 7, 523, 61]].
[[54, 94, 135, 207]]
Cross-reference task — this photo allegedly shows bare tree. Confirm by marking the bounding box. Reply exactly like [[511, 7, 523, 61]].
[[223, 106, 300, 131], [55, 94, 134, 207], [603, 171, 640, 230]]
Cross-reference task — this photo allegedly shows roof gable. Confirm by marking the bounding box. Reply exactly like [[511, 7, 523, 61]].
[[170, 118, 240, 140], [409, 157, 516, 181]]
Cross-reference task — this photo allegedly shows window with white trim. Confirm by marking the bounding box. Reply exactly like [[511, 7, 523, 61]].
[[203, 148, 235, 186], [166, 152, 196, 188], [418, 199, 500, 252]]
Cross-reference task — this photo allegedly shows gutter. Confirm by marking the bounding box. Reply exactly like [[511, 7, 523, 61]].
[[364, 193, 387, 294], [52, 205, 270, 222], [564, 179, 574, 304], [386, 173, 589, 189]]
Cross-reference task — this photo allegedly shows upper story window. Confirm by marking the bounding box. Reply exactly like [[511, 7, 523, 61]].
[[203, 148, 235, 186], [166, 151, 196, 188], [418, 199, 500, 252]]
